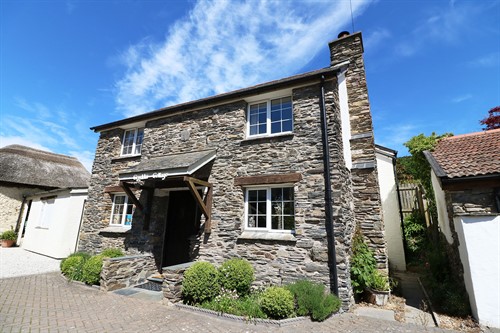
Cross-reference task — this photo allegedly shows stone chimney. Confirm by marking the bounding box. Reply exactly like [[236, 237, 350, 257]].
[[329, 32, 388, 270]]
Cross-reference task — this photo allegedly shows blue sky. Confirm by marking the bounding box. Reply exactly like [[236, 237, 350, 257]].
[[1, 0, 499, 171]]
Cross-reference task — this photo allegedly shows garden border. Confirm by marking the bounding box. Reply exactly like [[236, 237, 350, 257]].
[[175, 303, 310, 327]]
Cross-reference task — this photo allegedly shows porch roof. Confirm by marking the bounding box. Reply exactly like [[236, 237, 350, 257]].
[[118, 150, 216, 181]]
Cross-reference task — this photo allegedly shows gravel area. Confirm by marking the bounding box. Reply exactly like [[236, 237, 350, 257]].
[[0, 247, 61, 279]]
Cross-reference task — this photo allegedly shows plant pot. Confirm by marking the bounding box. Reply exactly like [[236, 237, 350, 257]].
[[366, 288, 390, 306], [1, 239, 16, 247]]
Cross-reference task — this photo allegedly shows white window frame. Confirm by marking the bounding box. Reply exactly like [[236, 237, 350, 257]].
[[246, 96, 293, 138], [110, 194, 134, 227], [244, 185, 295, 233], [121, 128, 144, 156], [38, 197, 56, 229]]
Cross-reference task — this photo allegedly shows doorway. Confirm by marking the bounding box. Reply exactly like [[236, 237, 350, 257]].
[[161, 190, 201, 268]]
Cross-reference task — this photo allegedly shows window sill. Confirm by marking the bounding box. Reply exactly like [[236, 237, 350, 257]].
[[99, 226, 131, 234], [238, 231, 296, 242], [241, 133, 294, 144], [35, 227, 49, 230], [111, 155, 141, 163]]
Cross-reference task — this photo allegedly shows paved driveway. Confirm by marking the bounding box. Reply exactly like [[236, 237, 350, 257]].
[[0, 272, 459, 333], [0, 247, 61, 279]]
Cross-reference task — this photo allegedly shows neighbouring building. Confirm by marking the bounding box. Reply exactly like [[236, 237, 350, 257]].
[[375, 145, 406, 271], [0, 145, 90, 238], [424, 129, 500, 328], [78, 31, 388, 308]]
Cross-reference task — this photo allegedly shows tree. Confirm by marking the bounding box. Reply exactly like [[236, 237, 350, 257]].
[[479, 106, 500, 130]]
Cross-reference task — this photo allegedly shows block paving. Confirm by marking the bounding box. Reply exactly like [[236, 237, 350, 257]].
[[0, 273, 458, 332]]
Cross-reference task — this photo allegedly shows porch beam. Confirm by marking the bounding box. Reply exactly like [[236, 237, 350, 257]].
[[119, 181, 144, 212], [183, 176, 213, 233]]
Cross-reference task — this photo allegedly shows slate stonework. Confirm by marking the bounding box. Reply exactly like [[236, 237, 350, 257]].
[[79, 32, 387, 310], [100, 254, 157, 291], [329, 32, 388, 270]]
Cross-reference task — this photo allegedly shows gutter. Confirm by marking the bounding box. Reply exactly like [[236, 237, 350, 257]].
[[319, 75, 339, 296]]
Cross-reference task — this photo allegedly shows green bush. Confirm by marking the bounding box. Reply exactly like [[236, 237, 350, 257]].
[[82, 255, 104, 285], [403, 209, 427, 261], [218, 258, 254, 296], [312, 293, 341, 321], [182, 262, 220, 305], [350, 232, 377, 295], [60, 252, 90, 281], [368, 271, 390, 292], [201, 292, 266, 319], [286, 280, 340, 321], [259, 286, 294, 319], [0, 230, 17, 241], [101, 248, 124, 258]]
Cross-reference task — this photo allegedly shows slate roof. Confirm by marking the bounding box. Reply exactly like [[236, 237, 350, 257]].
[[119, 150, 216, 181], [425, 129, 500, 179], [0, 145, 90, 188]]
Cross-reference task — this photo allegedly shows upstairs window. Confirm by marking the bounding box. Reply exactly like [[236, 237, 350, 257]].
[[121, 128, 144, 156], [245, 186, 295, 232], [110, 194, 134, 227], [247, 96, 293, 137]]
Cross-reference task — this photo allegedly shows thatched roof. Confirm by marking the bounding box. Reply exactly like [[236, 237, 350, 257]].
[[0, 145, 90, 188]]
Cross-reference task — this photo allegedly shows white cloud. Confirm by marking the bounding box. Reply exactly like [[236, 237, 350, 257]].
[[375, 124, 418, 153], [395, 1, 479, 57], [0, 136, 52, 152], [364, 28, 391, 52], [467, 52, 500, 68], [115, 0, 373, 117], [451, 94, 472, 103]]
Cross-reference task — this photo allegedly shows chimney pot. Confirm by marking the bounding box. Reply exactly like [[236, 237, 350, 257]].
[[337, 31, 350, 39]]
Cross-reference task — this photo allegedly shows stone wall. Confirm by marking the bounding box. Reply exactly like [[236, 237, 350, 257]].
[[0, 184, 47, 233], [329, 32, 387, 270], [79, 78, 357, 308], [100, 254, 157, 291], [450, 188, 499, 215]]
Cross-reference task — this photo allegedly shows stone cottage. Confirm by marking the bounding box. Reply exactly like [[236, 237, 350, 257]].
[[78, 31, 387, 307]]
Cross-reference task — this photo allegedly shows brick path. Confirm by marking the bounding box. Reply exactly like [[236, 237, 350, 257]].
[[0, 273, 458, 332]]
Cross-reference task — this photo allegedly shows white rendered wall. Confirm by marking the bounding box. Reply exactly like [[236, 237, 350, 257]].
[[376, 153, 406, 271], [338, 69, 352, 170], [431, 171, 454, 244], [454, 215, 500, 328], [22, 190, 86, 259]]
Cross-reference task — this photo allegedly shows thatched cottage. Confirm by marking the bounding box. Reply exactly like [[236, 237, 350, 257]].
[[0, 145, 89, 234], [78, 32, 388, 308]]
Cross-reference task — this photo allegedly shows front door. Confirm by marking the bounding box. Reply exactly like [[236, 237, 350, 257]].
[[162, 190, 200, 267]]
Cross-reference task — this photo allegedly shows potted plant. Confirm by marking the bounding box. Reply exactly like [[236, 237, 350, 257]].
[[0, 230, 17, 248], [366, 270, 391, 306]]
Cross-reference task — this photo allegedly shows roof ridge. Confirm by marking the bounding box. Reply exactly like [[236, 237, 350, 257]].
[[0, 144, 79, 161], [442, 128, 500, 141]]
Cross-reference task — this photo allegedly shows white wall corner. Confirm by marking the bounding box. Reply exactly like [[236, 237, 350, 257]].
[[338, 68, 352, 170]]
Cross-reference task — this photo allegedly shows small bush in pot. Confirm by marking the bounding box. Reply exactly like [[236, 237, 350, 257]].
[[218, 258, 254, 296], [182, 261, 220, 305]]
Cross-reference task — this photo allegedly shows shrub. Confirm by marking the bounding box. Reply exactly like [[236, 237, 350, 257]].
[[101, 248, 124, 258], [403, 209, 427, 261], [368, 271, 390, 292], [201, 291, 266, 319], [259, 286, 294, 319], [182, 262, 220, 305], [312, 293, 341, 321], [218, 258, 254, 296], [60, 252, 90, 281], [350, 232, 377, 295], [82, 255, 104, 285], [0, 230, 17, 241], [286, 280, 340, 321]]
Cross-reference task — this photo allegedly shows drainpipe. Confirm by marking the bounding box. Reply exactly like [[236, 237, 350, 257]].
[[15, 195, 27, 234], [319, 75, 339, 296]]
